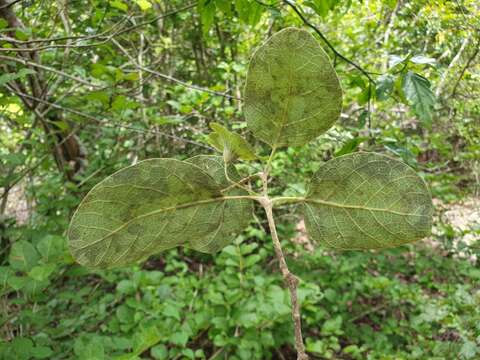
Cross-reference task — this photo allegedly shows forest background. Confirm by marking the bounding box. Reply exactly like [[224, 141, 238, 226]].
[[0, 0, 479, 359]]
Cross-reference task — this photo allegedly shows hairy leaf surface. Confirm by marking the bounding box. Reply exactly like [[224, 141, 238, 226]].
[[68, 158, 253, 268], [244, 27, 342, 147], [207, 123, 256, 162], [185, 155, 253, 252], [303, 152, 433, 250]]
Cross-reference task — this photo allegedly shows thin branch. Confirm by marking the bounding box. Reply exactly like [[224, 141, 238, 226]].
[[0, 2, 197, 46], [259, 166, 308, 359], [282, 0, 376, 84], [0, 125, 79, 201], [436, 35, 471, 97], [3, 87, 214, 150], [111, 38, 241, 100], [260, 195, 308, 360], [0, 0, 22, 10], [451, 37, 480, 98], [0, 54, 101, 88]]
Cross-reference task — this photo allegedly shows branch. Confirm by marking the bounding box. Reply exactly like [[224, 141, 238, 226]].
[[261, 196, 308, 360], [436, 35, 471, 97], [0, 2, 197, 46], [451, 37, 480, 98], [111, 38, 241, 100], [0, 0, 22, 11], [282, 0, 376, 84], [0, 126, 78, 201], [259, 166, 308, 360], [3, 87, 214, 150], [0, 54, 101, 88]]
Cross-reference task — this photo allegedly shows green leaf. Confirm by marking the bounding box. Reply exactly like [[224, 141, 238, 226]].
[[410, 55, 436, 65], [134, 0, 152, 11], [321, 316, 343, 335], [68, 158, 253, 268], [402, 71, 435, 125], [151, 345, 168, 360], [28, 264, 56, 281], [7, 275, 29, 290], [170, 332, 189, 347], [375, 74, 394, 101], [116, 279, 136, 294], [24, 277, 50, 296], [15, 29, 29, 41], [305, 0, 340, 17], [207, 122, 256, 162], [198, 0, 216, 34], [216, 0, 232, 15], [9, 241, 40, 271], [37, 235, 65, 262], [110, 0, 128, 12], [460, 341, 478, 359], [0, 68, 36, 87], [303, 152, 433, 250], [234, 0, 264, 26], [244, 28, 342, 148], [388, 55, 406, 68], [185, 155, 253, 252], [10, 338, 34, 360], [32, 346, 53, 359], [335, 137, 368, 157], [0, 266, 13, 291]]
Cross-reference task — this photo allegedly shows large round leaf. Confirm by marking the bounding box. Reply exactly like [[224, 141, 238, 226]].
[[244, 27, 342, 148], [303, 152, 433, 250], [185, 155, 253, 252], [68, 158, 253, 268]]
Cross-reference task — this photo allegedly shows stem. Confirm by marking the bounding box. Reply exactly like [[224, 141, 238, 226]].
[[223, 162, 256, 195], [282, 0, 376, 84], [261, 196, 309, 360], [265, 144, 277, 178], [272, 196, 305, 206], [220, 173, 261, 194]]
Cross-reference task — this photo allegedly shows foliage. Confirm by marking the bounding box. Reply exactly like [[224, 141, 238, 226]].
[[67, 29, 432, 274], [304, 152, 433, 250], [0, 0, 479, 359]]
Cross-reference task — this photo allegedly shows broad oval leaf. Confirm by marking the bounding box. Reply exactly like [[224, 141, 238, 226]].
[[68, 158, 253, 268], [244, 27, 342, 148], [185, 155, 253, 252], [303, 152, 433, 250]]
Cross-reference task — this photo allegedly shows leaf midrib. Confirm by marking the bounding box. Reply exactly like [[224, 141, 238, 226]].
[[304, 198, 426, 217], [72, 193, 427, 252], [71, 195, 256, 251]]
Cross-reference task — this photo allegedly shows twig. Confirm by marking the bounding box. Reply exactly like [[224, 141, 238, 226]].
[[282, 0, 376, 84], [3, 87, 214, 150], [111, 38, 241, 100], [0, 0, 22, 10], [0, 54, 101, 88], [0, 2, 197, 46], [436, 35, 471, 97], [451, 37, 480, 98], [207, 347, 224, 360], [261, 195, 308, 360], [259, 168, 308, 360]]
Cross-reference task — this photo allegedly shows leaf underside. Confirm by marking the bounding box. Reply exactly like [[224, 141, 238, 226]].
[[68, 157, 252, 268], [207, 123, 256, 161], [303, 152, 433, 250], [244, 27, 342, 148]]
